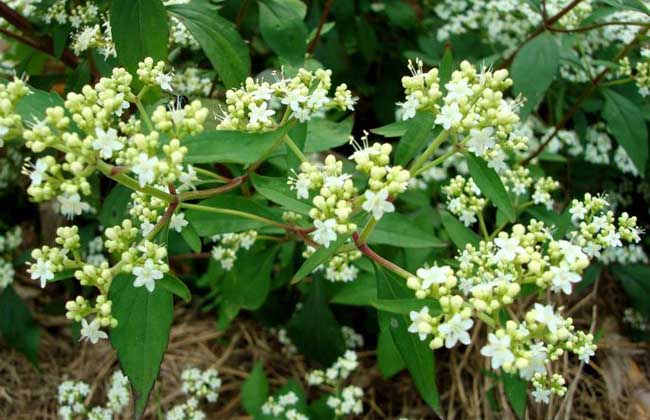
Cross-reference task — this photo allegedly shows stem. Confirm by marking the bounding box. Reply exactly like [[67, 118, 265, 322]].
[[179, 202, 287, 229], [96, 160, 173, 202], [178, 176, 245, 201], [477, 312, 496, 329], [134, 97, 154, 133], [477, 212, 489, 240], [357, 216, 378, 245], [414, 148, 457, 177], [284, 134, 308, 162], [353, 232, 414, 280], [600, 77, 634, 87], [306, 0, 334, 54], [409, 130, 449, 175], [194, 166, 229, 182]]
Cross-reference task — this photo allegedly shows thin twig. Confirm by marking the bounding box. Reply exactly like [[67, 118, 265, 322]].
[[306, 0, 334, 54]]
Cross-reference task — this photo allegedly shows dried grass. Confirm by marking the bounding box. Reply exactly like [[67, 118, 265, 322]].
[[1, 273, 650, 419]]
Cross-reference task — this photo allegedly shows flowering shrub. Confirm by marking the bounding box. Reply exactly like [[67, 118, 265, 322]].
[[1, 1, 650, 419]]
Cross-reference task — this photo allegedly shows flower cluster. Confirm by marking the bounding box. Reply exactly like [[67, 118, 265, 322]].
[[180, 367, 222, 403], [261, 391, 309, 420], [0, 225, 21, 290], [217, 68, 355, 132], [306, 350, 364, 417], [623, 308, 650, 332], [501, 166, 560, 210], [303, 244, 361, 282], [174, 67, 213, 97], [167, 366, 222, 420], [405, 191, 641, 403], [399, 60, 527, 171], [0, 76, 30, 147], [443, 175, 485, 227], [57, 370, 130, 420], [210, 230, 257, 271]]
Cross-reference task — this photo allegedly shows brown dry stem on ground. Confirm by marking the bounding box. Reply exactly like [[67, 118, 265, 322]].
[[2, 274, 650, 420]]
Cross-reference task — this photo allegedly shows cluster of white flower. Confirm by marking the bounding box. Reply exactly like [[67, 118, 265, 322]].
[[405, 191, 641, 403], [210, 230, 257, 271], [0, 77, 30, 148], [165, 0, 200, 50], [568, 193, 642, 257], [261, 391, 309, 420], [271, 327, 299, 355], [443, 175, 485, 227], [152, 98, 210, 138], [43, 0, 98, 28], [303, 244, 361, 282], [167, 367, 222, 420], [174, 68, 213, 97], [217, 68, 355, 131], [341, 325, 364, 349], [501, 166, 560, 210], [180, 367, 222, 403], [399, 60, 526, 172], [623, 308, 650, 332], [598, 244, 648, 265], [290, 136, 410, 248], [0, 225, 21, 290], [306, 350, 364, 416], [57, 370, 130, 420], [71, 18, 115, 59]]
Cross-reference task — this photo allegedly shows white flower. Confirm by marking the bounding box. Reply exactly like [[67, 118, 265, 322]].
[[293, 176, 311, 199], [132, 259, 163, 292], [480, 333, 515, 369], [577, 343, 595, 364], [533, 303, 561, 334], [400, 93, 420, 120], [494, 236, 524, 262], [435, 102, 462, 130], [437, 314, 473, 348], [323, 174, 351, 189], [312, 218, 337, 248], [29, 158, 49, 186], [361, 189, 394, 220], [519, 342, 547, 380], [569, 202, 587, 224], [307, 88, 330, 109], [57, 192, 91, 219], [408, 306, 433, 341], [92, 127, 123, 159], [156, 72, 174, 92], [31, 258, 54, 288], [445, 78, 473, 101], [132, 153, 158, 187], [248, 102, 275, 125], [0, 125, 8, 139], [170, 213, 188, 233], [417, 265, 453, 289], [141, 221, 155, 237], [550, 266, 581, 295], [556, 240, 587, 265], [282, 89, 308, 111], [80, 318, 108, 344], [603, 230, 622, 248], [532, 387, 551, 404], [467, 127, 495, 155]]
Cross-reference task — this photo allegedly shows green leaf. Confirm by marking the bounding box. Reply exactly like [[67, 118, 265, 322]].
[[394, 112, 436, 166], [109, 274, 173, 418], [371, 120, 410, 138], [241, 362, 269, 416], [330, 273, 376, 306], [287, 276, 346, 365], [503, 373, 528, 419], [602, 89, 648, 175], [465, 153, 516, 222], [511, 33, 559, 118], [168, 1, 250, 88], [610, 264, 650, 316], [377, 321, 406, 378], [222, 247, 276, 310], [440, 210, 480, 249], [439, 45, 454, 86], [376, 265, 441, 413], [185, 196, 281, 236], [292, 235, 348, 283], [184, 125, 291, 165], [99, 185, 131, 228], [110, 0, 169, 72], [258, 0, 308, 65], [0, 286, 40, 366], [371, 298, 441, 315], [15, 87, 64, 122], [369, 213, 445, 248], [250, 174, 312, 215], [158, 273, 191, 303], [179, 219, 202, 253], [304, 116, 354, 152]]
